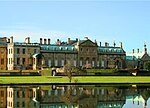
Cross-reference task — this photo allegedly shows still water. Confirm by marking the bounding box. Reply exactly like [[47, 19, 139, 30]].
[[0, 84, 150, 108]]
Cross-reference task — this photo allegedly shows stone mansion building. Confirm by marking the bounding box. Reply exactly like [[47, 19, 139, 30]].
[[0, 36, 149, 70], [4, 36, 125, 70]]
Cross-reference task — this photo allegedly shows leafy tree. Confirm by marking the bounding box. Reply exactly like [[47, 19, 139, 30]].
[[144, 62, 150, 71]]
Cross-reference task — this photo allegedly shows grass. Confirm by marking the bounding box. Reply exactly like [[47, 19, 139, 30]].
[[0, 76, 150, 84]]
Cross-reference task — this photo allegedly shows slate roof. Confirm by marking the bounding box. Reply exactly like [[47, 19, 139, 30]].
[[126, 56, 138, 60], [40, 44, 76, 52], [98, 47, 125, 54]]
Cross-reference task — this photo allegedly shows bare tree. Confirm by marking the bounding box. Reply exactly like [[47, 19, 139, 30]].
[[63, 64, 78, 83]]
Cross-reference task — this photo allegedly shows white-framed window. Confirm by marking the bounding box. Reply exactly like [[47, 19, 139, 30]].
[[73, 88, 77, 95], [101, 60, 104, 67], [86, 60, 88, 65], [92, 60, 94, 67], [42, 59, 45, 65], [74, 60, 76, 66], [55, 60, 58, 66], [80, 60, 82, 66], [61, 60, 64, 66], [92, 89, 95, 96], [48, 60, 51, 67], [67, 60, 70, 64], [48, 90, 51, 96], [97, 61, 99, 67], [61, 89, 64, 96], [54, 90, 58, 96]]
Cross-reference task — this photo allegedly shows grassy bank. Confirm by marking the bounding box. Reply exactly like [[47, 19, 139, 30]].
[[0, 76, 150, 84]]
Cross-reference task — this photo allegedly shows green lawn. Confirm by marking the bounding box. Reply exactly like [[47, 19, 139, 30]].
[[0, 76, 150, 84]]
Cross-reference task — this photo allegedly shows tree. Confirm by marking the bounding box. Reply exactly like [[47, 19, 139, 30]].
[[63, 64, 78, 83], [144, 62, 150, 71]]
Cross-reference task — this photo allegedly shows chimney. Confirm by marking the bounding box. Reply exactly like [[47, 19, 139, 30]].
[[10, 36, 13, 43], [105, 42, 108, 47], [44, 39, 47, 44], [95, 39, 97, 44], [68, 38, 70, 44], [132, 49, 134, 54], [56, 39, 61, 45], [100, 42, 101, 47], [25, 37, 30, 43], [137, 48, 139, 53], [8, 38, 10, 43], [119, 42, 122, 48], [40, 38, 42, 44], [48, 39, 50, 45], [76, 38, 78, 41], [143, 43, 147, 54], [113, 41, 116, 47]]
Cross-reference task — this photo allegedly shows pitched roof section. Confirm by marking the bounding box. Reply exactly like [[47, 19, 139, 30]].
[[40, 44, 77, 52], [141, 53, 150, 61], [98, 46, 126, 54], [79, 39, 98, 47], [126, 56, 138, 60]]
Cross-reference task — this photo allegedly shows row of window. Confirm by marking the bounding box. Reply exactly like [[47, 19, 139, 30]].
[[34, 59, 109, 67], [42, 88, 105, 97], [99, 48, 123, 53], [80, 48, 96, 52], [8, 48, 37, 54], [41, 46, 75, 51], [16, 102, 25, 107], [16, 91, 25, 98], [8, 91, 13, 98], [8, 58, 26, 65]]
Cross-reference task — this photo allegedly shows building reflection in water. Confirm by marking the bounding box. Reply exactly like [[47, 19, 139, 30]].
[[0, 84, 149, 108]]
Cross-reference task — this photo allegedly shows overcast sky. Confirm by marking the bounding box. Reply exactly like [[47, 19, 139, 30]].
[[0, 0, 150, 53]]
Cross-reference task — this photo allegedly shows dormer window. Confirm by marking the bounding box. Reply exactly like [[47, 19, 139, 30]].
[[66, 47, 68, 51], [72, 47, 74, 51], [109, 48, 112, 52], [60, 47, 63, 51]]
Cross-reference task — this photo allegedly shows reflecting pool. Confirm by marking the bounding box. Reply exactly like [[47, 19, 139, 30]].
[[0, 84, 150, 108]]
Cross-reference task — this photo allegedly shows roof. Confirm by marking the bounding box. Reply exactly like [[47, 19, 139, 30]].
[[141, 53, 150, 61], [40, 45, 77, 52], [98, 47, 125, 54], [32, 53, 43, 58], [126, 56, 138, 60]]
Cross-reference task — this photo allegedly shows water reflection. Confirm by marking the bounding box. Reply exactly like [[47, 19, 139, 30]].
[[0, 84, 150, 108]]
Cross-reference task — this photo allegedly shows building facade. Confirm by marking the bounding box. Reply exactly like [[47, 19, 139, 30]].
[[0, 37, 7, 70], [126, 44, 150, 68], [0, 86, 7, 108], [33, 37, 126, 70], [7, 86, 39, 108], [7, 37, 40, 70]]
